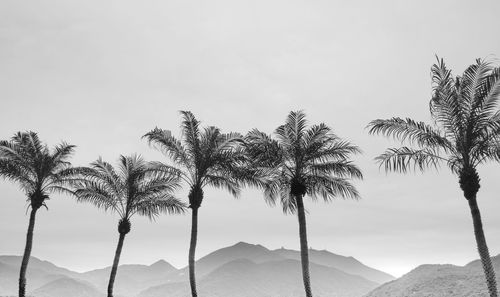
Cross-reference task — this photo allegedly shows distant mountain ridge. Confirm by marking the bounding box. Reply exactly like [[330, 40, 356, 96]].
[[0, 242, 393, 297], [31, 277, 104, 297], [272, 246, 394, 284], [166, 242, 394, 284], [140, 258, 378, 297]]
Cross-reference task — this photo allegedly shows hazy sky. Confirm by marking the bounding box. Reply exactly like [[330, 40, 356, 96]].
[[1, 0, 500, 277]]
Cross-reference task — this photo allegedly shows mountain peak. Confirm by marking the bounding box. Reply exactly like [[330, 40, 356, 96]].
[[149, 259, 175, 271], [150, 259, 167, 266], [233, 241, 258, 247]]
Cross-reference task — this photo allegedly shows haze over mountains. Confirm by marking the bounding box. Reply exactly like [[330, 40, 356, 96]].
[[3, 242, 498, 296], [0, 242, 392, 297]]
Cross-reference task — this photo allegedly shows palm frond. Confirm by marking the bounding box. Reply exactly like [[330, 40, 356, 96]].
[[143, 128, 191, 167], [368, 117, 452, 150], [302, 123, 333, 155], [463, 59, 491, 113], [478, 67, 500, 117], [180, 110, 201, 162], [72, 181, 121, 215], [0, 159, 36, 191], [430, 57, 465, 141], [87, 158, 124, 199], [308, 175, 360, 202], [131, 196, 186, 220], [244, 129, 286, 173], [376, 147, 446, 173], [275, 110, 307, 156], [305, 140, 361, 164], [203, 174, 241, 197], [50, 143, 76, 167], [471, 67, 500, 137], [308, 161, 363, 179]]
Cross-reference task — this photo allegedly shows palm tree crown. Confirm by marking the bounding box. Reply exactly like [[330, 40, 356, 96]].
[[143, 111, 248, 208], [0, 131, 76, 209], [72, 154, 185, 224], [245, 110, 363, 213], [368, 58, 500, 191]]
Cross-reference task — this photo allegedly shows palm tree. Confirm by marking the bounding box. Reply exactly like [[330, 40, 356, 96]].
[[71, 155, 186, 297], [0, 131, 77, 297], [367, 57, 500, 297], [143, 111, 249, 297], [244, 110, 363, 297]]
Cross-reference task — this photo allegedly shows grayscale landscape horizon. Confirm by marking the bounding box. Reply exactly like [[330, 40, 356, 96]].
[[2, 0, 500, 297], [1, 241, 497, 297]]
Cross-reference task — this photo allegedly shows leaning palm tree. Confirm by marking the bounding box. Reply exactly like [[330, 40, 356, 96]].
[[368, 57, 500, 297], [244, 111, 363, 297], [143, 111, 249, 297], [0, 131, 77, 297], [71, 155, 185, 297]]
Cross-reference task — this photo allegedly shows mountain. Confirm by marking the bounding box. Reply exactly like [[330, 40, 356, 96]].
[[166, 242, 394, 285], [0, 255, 79, 295], [0, 242, 393, 297], [273, 247, 394, 284], [0, 255, 79, 278], [365, 255, 500, 297], [139, 258, 378, 297], [167, 242, 285, 281], [0, 256, 177, 297], [80, 260, 178, 296], [29, 277, 104, 297]]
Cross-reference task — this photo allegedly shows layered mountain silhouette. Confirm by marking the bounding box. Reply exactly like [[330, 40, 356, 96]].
[[139, 258, 377, 297], [31, 277, 105, 297], [0, 242, 393, 297], [365, 254, 500, 297]]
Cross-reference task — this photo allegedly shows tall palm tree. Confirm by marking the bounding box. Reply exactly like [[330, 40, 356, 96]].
[[0, 131, 77, 297], [368, 57, 500, 297], [143, 111, 249, 297], [244, 111, 363, 297], [71, 155, 186, 297]]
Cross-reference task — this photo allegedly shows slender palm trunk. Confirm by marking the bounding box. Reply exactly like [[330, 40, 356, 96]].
[[189, 207, 199, 297], [18, 208, 38, 297], [108, 232, 126, 297], [296, 195, 313, 297], [468, 195, 498, 297]]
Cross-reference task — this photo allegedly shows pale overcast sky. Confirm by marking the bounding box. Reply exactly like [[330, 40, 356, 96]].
[[1, 0, 500, 277]]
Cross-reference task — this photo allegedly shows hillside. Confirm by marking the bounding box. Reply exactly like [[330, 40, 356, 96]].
[[365, 255, 500, 297], [167, 242, 393, 285], [30, 277, 104, 297], [139, 258, 378, 297], [0, 242, 392, 297], [273, 247, 394, 284], [80, 260, 178, 296]]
